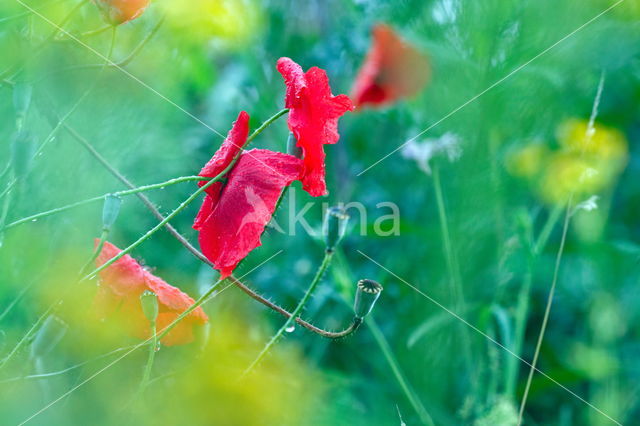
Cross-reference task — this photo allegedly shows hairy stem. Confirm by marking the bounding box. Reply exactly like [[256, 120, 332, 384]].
[[242, 251, 334, 376]]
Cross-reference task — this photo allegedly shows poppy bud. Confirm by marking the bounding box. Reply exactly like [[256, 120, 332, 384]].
[[10, 131, 35, 179], [140, 290, 159, 324], [102, 194, 122, 231], [323, 206, 349, 252], [354, 279, 383, 319], [12, 82, 32, 128], [286, 132, 303, 159], [30, 316, 68, 359]]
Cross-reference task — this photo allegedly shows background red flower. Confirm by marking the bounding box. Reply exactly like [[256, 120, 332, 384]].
[[351, 24, 430, 108]]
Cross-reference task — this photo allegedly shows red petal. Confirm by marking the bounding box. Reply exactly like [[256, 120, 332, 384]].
[[198, 149, 303, 278], [144, 273, 208, 325], [193, 195, 215, 231], [277, 58, 354, 197], [94, 241, 208, 345], [95, 240, 146, 297], [197, 111, 250, 200], [352, 24, 430, 108]]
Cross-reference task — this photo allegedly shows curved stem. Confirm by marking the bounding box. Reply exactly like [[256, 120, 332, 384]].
[[246, 109, 289, 145], [242, 251, 334, 376], [81, 169, 230, 282], [227, 275, 360, 339], [3, 175, 208, 230], [46, 109, 353, 339]]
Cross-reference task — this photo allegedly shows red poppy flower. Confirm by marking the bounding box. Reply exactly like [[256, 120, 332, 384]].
[[195, 149, 302, 278], [277, 57, 354, 197], [94, 241, 208, 346], [93, 0, 150, 25], [351, 24, 430, 108], [193, 111, 249, 231]]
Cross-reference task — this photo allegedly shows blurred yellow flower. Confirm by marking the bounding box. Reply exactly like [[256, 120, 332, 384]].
[[538, 152, 603, 204], [506, 142, 550, 179], [556, 118, 628, 164], [509, 119, 628, 205], [161, 0, 263, 46]]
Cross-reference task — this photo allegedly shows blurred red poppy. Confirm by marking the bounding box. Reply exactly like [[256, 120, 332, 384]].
[[277, 57, 354, 197], [94, 241, 208, 346], [352, 24, 430, 108], [93, 0, 150, 25]]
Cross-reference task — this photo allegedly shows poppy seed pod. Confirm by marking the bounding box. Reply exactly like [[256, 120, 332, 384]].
[[323, 206, 349, 252], [354, 279, 383, 319], [286, 132, 303, 159], [140, 290, 159, 324], [102, 194, 122, 231]]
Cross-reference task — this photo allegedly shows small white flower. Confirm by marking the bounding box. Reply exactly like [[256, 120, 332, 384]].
[[401, 132, 462, 174], [573, 195, 599, 215]]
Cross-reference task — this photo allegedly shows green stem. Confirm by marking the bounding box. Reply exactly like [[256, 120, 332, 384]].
[[155, 279, 225, 342], [242, 251, 334, 376], [246, 109, 289, 146], [2, 0, 88, 81], [0, 303, 55, 371], [533, 205, 564, 255], [3, 175, 208, 230], [79, 228, 109, 275], [368, 317, 435, 426], [138, 323, 157, 393], [517, 198, 573, 424], [80, 171, 229, 282], [431, 166, 473, 374]]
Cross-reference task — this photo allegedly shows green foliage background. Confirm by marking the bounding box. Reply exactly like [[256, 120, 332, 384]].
[[1, 0, 640, 425]]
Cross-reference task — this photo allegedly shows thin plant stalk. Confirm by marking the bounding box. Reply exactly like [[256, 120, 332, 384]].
[[517, 199, 572, 424], [368, 317, 435, 426], [242, 251, 334, 376], [431, 165, 473, 374], [3, 175, 209, 230], [138, 322, 157, 394]]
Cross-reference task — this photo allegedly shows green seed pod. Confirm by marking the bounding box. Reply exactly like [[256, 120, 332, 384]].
[[354, 279, 383, 319], [286, 132, 303, 159], [102, 194, 122, 230], [30, 316, 68, 359], [140, 290, 159, 324], [323, 206, 349, 252], [10, 131, 35, 179], [12, 82, 32, 126]]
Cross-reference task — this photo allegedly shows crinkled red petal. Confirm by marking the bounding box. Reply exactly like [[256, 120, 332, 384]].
[[198, 149, 303, 278]]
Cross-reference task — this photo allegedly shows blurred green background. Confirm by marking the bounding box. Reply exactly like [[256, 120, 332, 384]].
[[1, 0, 640, 424]]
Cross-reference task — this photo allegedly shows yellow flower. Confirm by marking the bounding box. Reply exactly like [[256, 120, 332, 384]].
[[538, 152, 604, 204], [506, 142, 550, 179], [161, 0, 262, 46], [556, 118, 628, 164]]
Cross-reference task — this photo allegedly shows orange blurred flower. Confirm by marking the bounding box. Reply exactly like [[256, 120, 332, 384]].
[[94, 241, 208, 346], [351, 24, 430, 108], [93, 0, 150, 25]]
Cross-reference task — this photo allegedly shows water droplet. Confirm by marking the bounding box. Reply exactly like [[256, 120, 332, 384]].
[[285, 325, 295, 333], [154, 343, 161, 352], [31, 219, 37, 222]]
